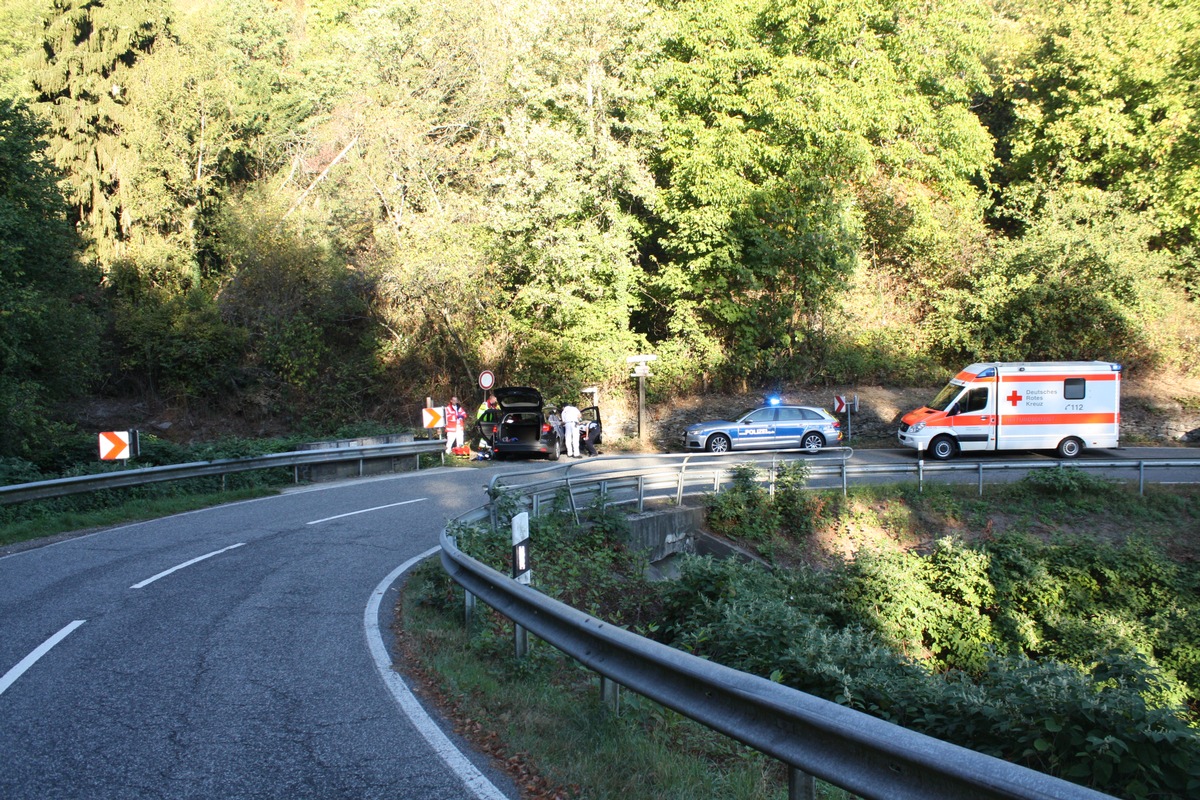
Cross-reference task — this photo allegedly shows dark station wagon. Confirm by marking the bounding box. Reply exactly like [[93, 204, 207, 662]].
[[484, 387, 562, 461]]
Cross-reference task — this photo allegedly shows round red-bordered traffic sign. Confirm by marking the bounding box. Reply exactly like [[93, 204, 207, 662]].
[[479, 370, 496, 390]]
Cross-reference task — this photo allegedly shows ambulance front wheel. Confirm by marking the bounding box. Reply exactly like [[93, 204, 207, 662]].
[[928, 435, 958, 461], [1056, 437, 1083, 459]]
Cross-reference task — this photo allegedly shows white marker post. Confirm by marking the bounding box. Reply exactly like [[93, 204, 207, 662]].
[[512, 512, 531, 658]]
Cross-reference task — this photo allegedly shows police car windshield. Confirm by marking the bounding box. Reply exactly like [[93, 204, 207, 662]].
[[927, 382, 964, 412]]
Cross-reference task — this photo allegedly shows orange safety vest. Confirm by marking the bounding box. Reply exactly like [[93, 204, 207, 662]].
[[446, 404, 467, 431]]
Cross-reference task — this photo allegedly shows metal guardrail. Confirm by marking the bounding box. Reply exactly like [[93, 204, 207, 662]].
[[0, 439, 446, 505], [437, 451, 1195, 800], [482, 450, 1200, 524]]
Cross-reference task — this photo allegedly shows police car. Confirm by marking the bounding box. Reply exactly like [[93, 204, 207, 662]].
[[683, 401, 841, 453]]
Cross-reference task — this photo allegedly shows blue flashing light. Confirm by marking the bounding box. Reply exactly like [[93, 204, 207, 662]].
[[766, 394, 782, 406], [977, 367, 995, 378]]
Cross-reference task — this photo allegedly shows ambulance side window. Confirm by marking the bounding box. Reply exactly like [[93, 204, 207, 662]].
[[1064, 378, 1085, 400], [964, 387, 989, 413]]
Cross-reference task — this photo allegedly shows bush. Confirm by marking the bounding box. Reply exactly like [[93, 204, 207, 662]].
[[705, 464, 780, 543]]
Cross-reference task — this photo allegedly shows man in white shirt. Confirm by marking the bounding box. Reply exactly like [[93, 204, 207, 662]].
[[560, 403, 581, 458]]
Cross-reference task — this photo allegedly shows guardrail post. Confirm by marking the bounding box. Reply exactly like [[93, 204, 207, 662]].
[[515, 623, 528, 659], [600, 675, 621, 715], [841, 460, 848, 497], [918, 459, 924, 493], [788, 767, 816, 800], [1139, 462, 1145, 496], [979, 462, 984, 496], [637, 476, 645, 513], [769, 455, 778, 497], [464, 590, 475, 627], [532, 494, 540, 518], [567, 469, 580, 524]]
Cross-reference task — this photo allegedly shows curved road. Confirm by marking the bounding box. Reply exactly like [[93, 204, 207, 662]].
[[0, 467, 516, 799], [2, 446, 1196, 799]]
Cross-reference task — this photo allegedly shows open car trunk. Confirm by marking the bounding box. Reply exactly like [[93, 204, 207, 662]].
[[497, 412, 545, 446]]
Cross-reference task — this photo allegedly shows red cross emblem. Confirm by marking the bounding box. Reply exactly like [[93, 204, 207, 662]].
[[1006, 390, 1023, 406]]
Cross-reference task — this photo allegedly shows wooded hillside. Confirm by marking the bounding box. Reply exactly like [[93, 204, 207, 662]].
[[1, 0, 1197, 463]]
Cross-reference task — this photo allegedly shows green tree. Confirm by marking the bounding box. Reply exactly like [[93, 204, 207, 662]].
[[0, 0, 53, 98], [0, 98, 101, 462], [646, 0, 994, 384], [28, 0, 172, 266], [988, 0, 1200, 251], [931, 187, 1198, 368], [482, 0, 660, 390]]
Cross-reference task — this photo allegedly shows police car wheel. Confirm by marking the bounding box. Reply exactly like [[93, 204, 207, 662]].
[[929, 435, 958, 460], [802, 432, 825, 453], [548, 438, 561, 461], [1056, 437, 1083, 459], [706, 434, 731, 453]]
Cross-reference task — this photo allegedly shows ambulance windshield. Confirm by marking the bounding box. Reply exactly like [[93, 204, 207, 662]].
[[927, 382, 964, 412]]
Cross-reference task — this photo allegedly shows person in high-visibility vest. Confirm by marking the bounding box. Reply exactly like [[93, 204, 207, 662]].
[[445, 396, 468, 454], [476, 394, 498, 418]]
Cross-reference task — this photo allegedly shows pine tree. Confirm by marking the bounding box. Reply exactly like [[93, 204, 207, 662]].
[[28, 0, 170, 265]]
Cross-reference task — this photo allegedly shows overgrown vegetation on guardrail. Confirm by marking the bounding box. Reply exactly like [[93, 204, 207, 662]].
[[421, 471, 1200, 799]]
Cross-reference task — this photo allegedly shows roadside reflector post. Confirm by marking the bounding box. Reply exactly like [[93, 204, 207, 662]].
[[917, 443, 925, 493], [512, 512, 531, 659]]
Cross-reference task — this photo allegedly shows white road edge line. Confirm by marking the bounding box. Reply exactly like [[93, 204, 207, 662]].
[[130, 543, 246, 589], [0, 620, 87, 697], [307, 498, 427, 525], [365, 547, 509, 800]]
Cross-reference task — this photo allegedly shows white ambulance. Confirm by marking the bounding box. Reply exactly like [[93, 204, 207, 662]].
[[897, 361, 1121, 460]]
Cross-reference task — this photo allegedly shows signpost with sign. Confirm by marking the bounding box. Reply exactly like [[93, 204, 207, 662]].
[[833, 395, 858, 441], [627, 355, 657, 443], [478, 370, 495, 391], [99, 430, 139, 462]]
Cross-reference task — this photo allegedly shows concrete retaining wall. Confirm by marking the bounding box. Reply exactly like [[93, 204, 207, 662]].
[[623, 503, 761, 579], [296, 433, 421, 482]]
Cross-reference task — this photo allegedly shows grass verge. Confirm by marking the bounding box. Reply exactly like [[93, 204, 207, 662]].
[[0, 486, 279, 551]]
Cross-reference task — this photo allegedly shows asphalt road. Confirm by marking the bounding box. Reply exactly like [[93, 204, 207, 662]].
[[2, 446, 1197, 799], [0, 467, 517, 800]]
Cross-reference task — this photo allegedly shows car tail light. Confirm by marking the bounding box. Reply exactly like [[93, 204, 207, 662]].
[[832, 420, 841, 428], [541, 423, 552, 433]]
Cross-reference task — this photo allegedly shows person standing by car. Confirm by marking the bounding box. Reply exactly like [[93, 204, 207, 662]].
[[579, 421, 598, 457], [445, 396, 468, 454], [560, 403, 581, 458]]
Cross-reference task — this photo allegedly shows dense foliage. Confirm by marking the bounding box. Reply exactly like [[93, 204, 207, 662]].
[[1, 0, 1198, 452], [680, 471, 1200, 798], [457, 474, 1200, 798]]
